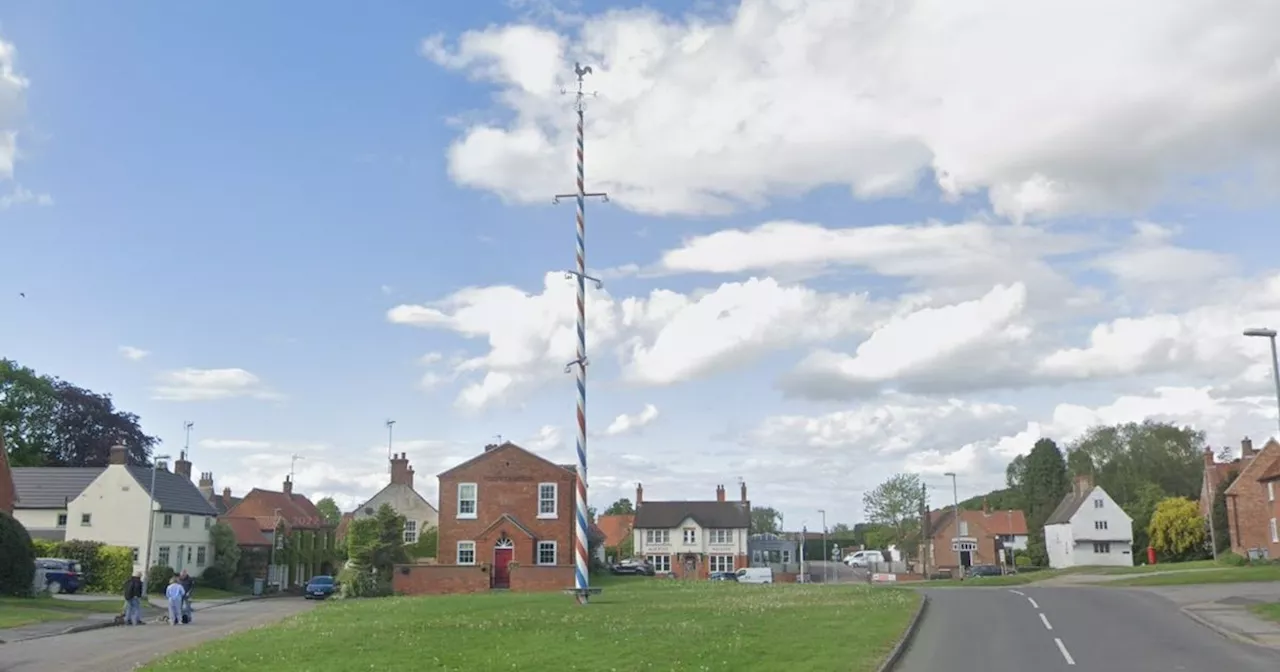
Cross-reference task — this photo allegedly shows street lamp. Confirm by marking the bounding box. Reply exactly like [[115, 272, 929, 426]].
[[269, 507, 282, 588], [1244, 327, 1280, 434], [818, 509, 827, 584], [142, 453, 172, 584], [943, 472, 960, 577]]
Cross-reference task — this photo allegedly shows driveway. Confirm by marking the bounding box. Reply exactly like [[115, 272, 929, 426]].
[[895, 586, 1280, 671], [0, 598, 318, 672]]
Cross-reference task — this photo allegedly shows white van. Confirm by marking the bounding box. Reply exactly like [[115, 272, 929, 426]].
[[735, 567, 774, 584], [843, 550, 883, 567]]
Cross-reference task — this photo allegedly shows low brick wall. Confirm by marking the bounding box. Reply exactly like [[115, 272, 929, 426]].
[[509, 566, 575, 592], [393, 564, 490, 595]]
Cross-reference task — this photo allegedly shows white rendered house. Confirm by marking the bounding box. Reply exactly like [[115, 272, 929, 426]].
[[1044, 474, 1134, 569]]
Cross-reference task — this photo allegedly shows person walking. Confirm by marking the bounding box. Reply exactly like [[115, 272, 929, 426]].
[[164, 576, 186, 626], [121, 572, 144, 625], [178, 569, 194, 623]]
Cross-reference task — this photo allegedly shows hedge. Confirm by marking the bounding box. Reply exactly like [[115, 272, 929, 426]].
[[31, 539, 135, 593], [0, 512, 36, 597]]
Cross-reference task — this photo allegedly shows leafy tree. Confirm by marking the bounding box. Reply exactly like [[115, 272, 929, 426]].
[[863, 525, 895, 550], [830, 523, 853, 536], [1021, 439, 1070, 566], [1211, 470, 1239, 554], [1066, 448, 1095, 477], [603, 498, 634, 516], [371, 504, 408, 574], [0, 360, 58, 467], [1005, 454, 1027, 490], [587, 505, 597, 523], [1148, 497, 1207, 561], [1123, 482, 1166, 555], [750, 506, 782, 534], [863, 473, 924, 545], [315, 497, 341, 527], [1068, 421, 1203, 509], [959, 487, 1023, 512], [0, 511, 35, 596], [406, 526, 438, 559], [210, 521, 241, 578], [617, 533, 634, 559]]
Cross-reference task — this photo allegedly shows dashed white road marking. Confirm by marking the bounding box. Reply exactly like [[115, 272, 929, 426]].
[[1039, 612, 1054, 630], [1009, 589, 1026, 596], [1055, 637, 1076, 665], [1027, 597, 1040, 609]]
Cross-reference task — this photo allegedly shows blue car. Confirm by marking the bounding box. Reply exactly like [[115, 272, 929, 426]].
[[35, 558, 83, 594], [304, 575, 336, 599]]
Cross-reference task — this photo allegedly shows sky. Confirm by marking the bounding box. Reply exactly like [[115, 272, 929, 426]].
[[3, 0, 1280, 532]]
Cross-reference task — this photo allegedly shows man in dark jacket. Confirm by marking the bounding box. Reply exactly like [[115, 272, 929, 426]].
[[178, 570, 194, 623], [122, 573, 144, 625]]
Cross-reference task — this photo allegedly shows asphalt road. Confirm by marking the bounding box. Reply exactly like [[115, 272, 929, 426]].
[[896, 586, 1280, 672], [0, 598, 317, 672]]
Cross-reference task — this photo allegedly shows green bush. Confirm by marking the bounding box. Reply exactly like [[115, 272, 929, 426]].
[[1218, 552, 1247, 566], [32, 538, 58, 557], [199, 565, 229, 590], [0, 512, 36, 597], [1014, 553, 1031, 568], [147, 564, 175, 594], [91, 545, 135, 593], [337, 560, 390, 599]]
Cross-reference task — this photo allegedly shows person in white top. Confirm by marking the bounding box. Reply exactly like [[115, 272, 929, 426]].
[[164, 576, 186, 626]]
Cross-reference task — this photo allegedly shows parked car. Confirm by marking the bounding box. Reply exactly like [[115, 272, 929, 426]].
[[735, 567, 774, 584], [304, 575, 337, 599], [609, 559, 654, 576], [966, 564, 1003, 578], [709, 571, 738, 581], [34, 558, 83, 594]]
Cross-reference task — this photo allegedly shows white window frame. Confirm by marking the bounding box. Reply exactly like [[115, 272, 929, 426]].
[[57, 513, 67, 527], [645, 529, 669, 545], [1271, 518, 1278, 544], [958, 521, 969, 536], [709, 529, 732, 544], [709, 555, 734, 573], [537, 483, 558, 519], [163, 514, 173, 528], [537, 541, 557, 565], [1093, 542, 1111, 554], [196, 545, 207, 567], [1093, 499, 1103, 509], [682, 528, 697, 544], [1270, 482, 1275, 503], [647, 554, 671, 573], [404, 520, 418, 544], [457, 541, 477, 565], [457, 483, 478, 519], [1094, 520, 1108, 530], [183, 515, 191, 529]]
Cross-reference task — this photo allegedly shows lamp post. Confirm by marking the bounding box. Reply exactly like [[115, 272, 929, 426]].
[[943, 472, 960, 577], [269, 507, 283, 588], [818, 509, 827, 584], [142, 453, 172, 583], [1244, 328, 1280, 434]]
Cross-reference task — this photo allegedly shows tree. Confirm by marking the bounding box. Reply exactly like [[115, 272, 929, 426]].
[[1005, 454, 1027, 490], [587, 506, 597, 523], [1211, 470, 1239, 554], [863, 525, 894, 550], [1123, 482, 1166, 556], [1065, 448, 1094, 477], [0, 511, 35, 596], [863, 473, 924, 545], [407, 526, 438, 559], [603, 498, 634, 516], [371, 504, 408, 574], [750, 507, 782, 534], [0, 360, 58, 467], [1021, 439, 1070, 566], [315, 498, 341, 527], [209, 521, 241, 578], [1148, 497, 1207, 561], [830, 523, 853, 536], [1068, 421, 1204, 509]]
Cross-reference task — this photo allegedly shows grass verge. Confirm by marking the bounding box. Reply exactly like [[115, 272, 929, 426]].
[[1248, 602, 1280, 623], [921, 569, 1066, 587], [1104, 564, 1280, 586], [0, 594, 146, 628], [1063, 559, 1224, 575], [141, 578, 920, 672]]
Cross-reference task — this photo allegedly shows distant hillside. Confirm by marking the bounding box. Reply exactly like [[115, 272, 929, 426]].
[[956, 487, 1023, 512]]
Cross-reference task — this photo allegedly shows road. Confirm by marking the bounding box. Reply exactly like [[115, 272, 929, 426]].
[[0, 598, 317, 672], [895, 586, 1280, 671]]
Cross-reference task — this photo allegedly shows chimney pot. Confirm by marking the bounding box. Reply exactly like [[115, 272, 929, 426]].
[[222, 486, 231, 499], [108, 445, 128, 466], [740, 481, 748, 503], [1074, 473, 1093, 495], [716, 485, 726, 502], [636, 482, 643, 505], [283, 477, 293, 495], [1242, 437, 1255, 459]]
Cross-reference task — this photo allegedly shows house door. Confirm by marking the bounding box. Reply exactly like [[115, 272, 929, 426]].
[[492, 537, 514, 589], [959, 550, 973, 569]]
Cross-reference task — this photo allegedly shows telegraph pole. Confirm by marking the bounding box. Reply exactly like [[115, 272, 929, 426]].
[[554, 62, 609, 605]]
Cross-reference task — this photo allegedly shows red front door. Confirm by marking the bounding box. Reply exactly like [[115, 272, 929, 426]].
[[493, 548, 513, 588]]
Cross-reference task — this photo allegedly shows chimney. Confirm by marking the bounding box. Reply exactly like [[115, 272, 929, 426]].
[[108, 444, 128, 466], [1074, 473, 1093, 495], [174, 452, 192, 480], [484, 443, 498, 452], [390, 452, 414, 489], [1204, 447, 1216, 468], [222, 486, 232, 501], [636, 483, 643, 505], [283, 476, 293, 495], [740, 481, 748, 503], [1242, 437, 1255, 460], [198, 472, 214, 500], [715, 484, 726, 502]]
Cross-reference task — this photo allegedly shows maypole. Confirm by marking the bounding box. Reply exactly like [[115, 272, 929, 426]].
[[554, 62, 608, 605]]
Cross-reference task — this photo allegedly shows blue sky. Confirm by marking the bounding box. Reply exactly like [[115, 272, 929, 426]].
[[3, 1, 1280, 528]]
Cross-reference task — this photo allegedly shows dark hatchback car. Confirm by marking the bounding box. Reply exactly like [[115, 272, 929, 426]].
[[609, 560, 655, 576], [966, 564, 1004, 578], [35, 558, 83, 594], [304, 575, 337, 599]]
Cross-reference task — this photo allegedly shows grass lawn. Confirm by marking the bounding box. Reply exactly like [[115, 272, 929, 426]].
[[0, 594, 142, 628], [142, 578, 921, 672], [1104, 563, 1280, 587], [1062, 559, 1223, 575], [1248, 602, 1280, 623]]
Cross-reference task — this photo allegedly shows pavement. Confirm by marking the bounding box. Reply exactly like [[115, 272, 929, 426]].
[[0, 597, 317, 672], [894, 585, 1280, 671]]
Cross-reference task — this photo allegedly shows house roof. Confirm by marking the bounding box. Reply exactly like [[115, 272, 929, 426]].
[[12, 468, 105, 509], [208, 492, 242, 515], [221, 516, 272, 546], [929, 508, 1027, 537], [1257, 456, 1280, 482], [225, 487, 328, 529], [123, 466, 219, 516], [633, 500, 751, 530], [1225, 439, 1280, 495], [596, 514, 634, 547], [335, 512, 354, 540], [353, 482, 438, 516], [437, 442, 574, 479]]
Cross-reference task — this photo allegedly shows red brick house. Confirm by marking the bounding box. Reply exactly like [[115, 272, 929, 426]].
[[1200, 445, 1244, 517], [1224, 437, 1280, 560], [925, 502, 1028, 572], [0, 432, 15, 515], [222, 476, 338, 588], [596, 514, 634, 561], [393, 442, 583, 595]]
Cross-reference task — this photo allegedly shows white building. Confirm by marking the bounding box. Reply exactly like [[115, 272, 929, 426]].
[[17, 446, 219, 576], [631, 483, 751, 577], [1044, 474, 1134, 569], [350, 452, 438, 544]]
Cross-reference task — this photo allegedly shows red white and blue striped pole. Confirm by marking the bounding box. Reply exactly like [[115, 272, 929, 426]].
[[554, 62, 607, 605]]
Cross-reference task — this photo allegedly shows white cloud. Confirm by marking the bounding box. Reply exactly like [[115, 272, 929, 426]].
[[604, 403, 659, 436], [118, 346, 149, 361], [0, 38, 29, 182], [152, 368, 281, 402], [422, 0, 1280, 219], [197, 439, 273, 451], [0, 185, 52, 209]]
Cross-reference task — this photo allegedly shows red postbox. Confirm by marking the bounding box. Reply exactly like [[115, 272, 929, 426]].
[[1147, 546, 1157, 565]]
